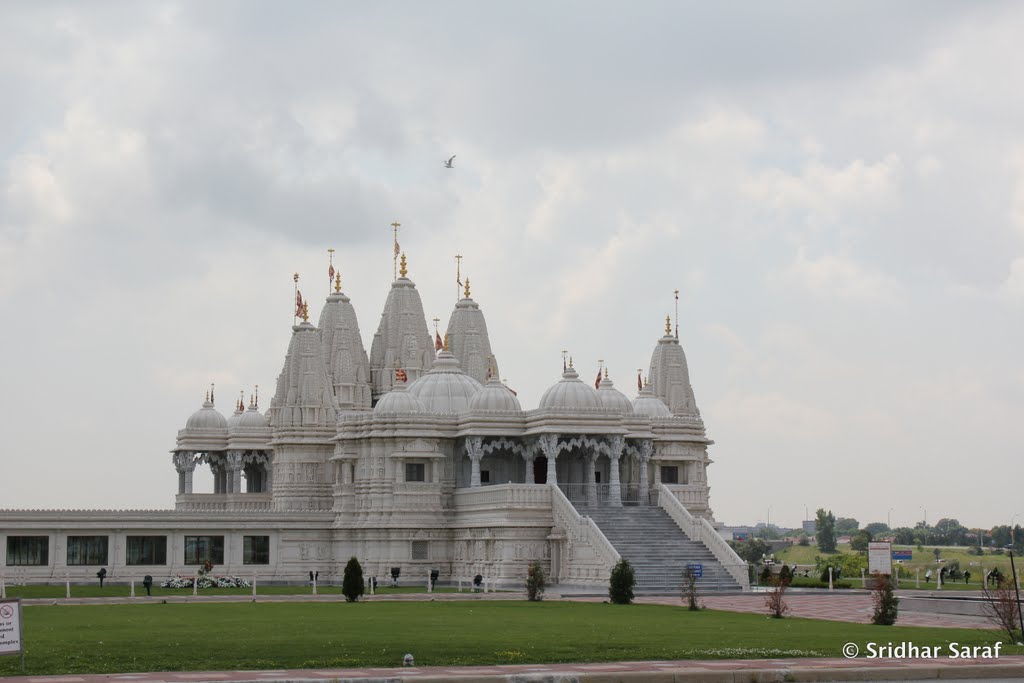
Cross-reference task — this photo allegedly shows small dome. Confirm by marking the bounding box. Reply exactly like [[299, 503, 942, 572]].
[[632, 383, 671, 418], [597, 375, 633, 413], [374, 381, 426, 414], [226, 402, 244, 429], [538, 366, 602, 410], [468, 376, 522, 412], [407, 351, 483, 413], [185, 399, 227, 430], [238, 403, 269, 429]]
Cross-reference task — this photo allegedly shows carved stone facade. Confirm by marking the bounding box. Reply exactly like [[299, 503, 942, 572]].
[[0, 257, 745, 590]]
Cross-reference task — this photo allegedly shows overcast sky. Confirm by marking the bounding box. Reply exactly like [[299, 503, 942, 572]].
[[1, 2, 1021, 530]]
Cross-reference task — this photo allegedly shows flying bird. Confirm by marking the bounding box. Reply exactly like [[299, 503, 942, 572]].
[[444, 155, 456, 168]]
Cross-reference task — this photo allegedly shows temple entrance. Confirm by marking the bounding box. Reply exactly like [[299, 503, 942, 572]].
[[533, 456, 548, 484]]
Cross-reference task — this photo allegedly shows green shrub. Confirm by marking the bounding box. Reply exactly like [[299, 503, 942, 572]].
[[871, 572, 899, 625], [526, 560, 545, 602], [609, 558, 635, 604], [342, 556, 364, 602]]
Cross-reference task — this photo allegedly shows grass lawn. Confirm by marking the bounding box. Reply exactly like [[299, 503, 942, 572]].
[[0, 601, 1018, 676], [1, 584, 462, 599]]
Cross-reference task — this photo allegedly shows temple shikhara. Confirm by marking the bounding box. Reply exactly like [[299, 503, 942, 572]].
[[1, 246, 748, 592]]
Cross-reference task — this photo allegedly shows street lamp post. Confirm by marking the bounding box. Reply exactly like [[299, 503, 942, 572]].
[[888, 507, 894, 531], [920, 506, 927, 527]]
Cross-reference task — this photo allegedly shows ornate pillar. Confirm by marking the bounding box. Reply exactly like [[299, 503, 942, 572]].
[[226, 451, 244, 494], [638, 440, 653, 505], [585, 453, 597, 507], [173, 452, 197, 494], [465, 437, 484, 488], [608, 436, 623, 507], [538, 434, 559, 486], [264, 453, 274, 492]]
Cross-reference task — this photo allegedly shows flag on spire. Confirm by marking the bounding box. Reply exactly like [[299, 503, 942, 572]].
[[594, 369, 602, 389], [435, 331, 443, 351], [637, 372, 643, 392], [394, 240, 401, 256], [295, 290, 304, 317], [328, 264, 335, 281]]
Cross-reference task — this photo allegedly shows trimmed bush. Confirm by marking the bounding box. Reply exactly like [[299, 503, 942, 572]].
[[342, 556, 365, 602], [609, 558, 635, 604], [526, 560, 545, 602]]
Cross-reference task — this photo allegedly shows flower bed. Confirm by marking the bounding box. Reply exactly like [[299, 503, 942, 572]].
[[160, 575, 251, 589]]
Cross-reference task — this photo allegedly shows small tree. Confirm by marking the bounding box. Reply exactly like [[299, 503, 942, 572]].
[[609, 558, 635, 604], [759, 564, 772, 584], [816, 508, 837, 553], [342, 556, 365, 602], [526, 560, 546, 602], [982, 578, 1023, 643], [870, 572, 899, 625], [778, 564, 793, 585], [681, 567, 701, 611], [764, 576, 789, 618]]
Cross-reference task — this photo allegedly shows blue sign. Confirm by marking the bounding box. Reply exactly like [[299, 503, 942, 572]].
[[687, 563, 703, 578], [892, 550, 913, 561]]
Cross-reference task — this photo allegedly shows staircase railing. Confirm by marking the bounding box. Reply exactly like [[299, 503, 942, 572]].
[[550, 484, 621, 582], [656, 483, 750, 590]]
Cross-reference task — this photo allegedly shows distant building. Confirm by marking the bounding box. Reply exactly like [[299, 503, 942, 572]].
[[802, 520, 817, 534]]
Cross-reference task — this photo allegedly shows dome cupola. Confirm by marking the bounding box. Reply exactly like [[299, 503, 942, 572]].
[[373, 373, 427, 414], [538, 362, 602, 410], [596, 371, 633, 413], [406, 342, 483, 414], [185, 388, 227, 430], [468, 375, 522, 412], [632, 381, 672, 418]]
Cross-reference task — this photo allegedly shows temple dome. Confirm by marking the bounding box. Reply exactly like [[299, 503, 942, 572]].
[[538, 366, 602, 410], [468, 376, 522, 412], [185, 399, 227, 430], [238, 404, 269, 429], [226, 401, 244, 429], [373, 381, 426, 414], [632, 383, 671, 417], [596, 375, 633, 413], [407, 350, 483, 413]]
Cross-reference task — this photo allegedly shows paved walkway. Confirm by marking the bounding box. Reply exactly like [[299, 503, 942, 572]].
[[4, 657, 1024, 683]]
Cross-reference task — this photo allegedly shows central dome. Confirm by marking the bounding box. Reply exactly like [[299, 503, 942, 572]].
[[538, 366, 602, 410], [407, 351, 483, 413]]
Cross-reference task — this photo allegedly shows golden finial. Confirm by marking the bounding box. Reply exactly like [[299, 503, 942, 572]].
[[334, 271, 342, 293], [604, 367, 609, 380], [399, 252, 408, 278], [569, 356, 574, 369], [443, 332, 450, 351], [293, 272, 299, 283], [464, 277, 471, 299], [210, 382, 215, 405], [248, 393, 253, 409], [301, 302, 310, 322], [239, 390, 245, 411], [665, 315, 672, 336], [254, 384, 259, 409], [205, 389, 209, 403]]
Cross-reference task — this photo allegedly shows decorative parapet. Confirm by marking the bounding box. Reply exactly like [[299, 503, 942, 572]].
[[174, 493, 273, 512], [656, 483, 749, 590], [550, 484, 620, 586]]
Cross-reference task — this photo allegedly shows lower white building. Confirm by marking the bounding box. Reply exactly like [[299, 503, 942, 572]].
[[0, 255, 747, 592]]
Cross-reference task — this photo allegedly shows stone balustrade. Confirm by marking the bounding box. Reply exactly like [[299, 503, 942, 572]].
[[656, 483, 749, 590]]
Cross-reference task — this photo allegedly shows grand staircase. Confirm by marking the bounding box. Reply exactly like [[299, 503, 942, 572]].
[[581, 505, 744, 593]]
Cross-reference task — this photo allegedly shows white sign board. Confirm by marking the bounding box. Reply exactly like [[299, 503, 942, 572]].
[[868, 542, 893, 575], [0, 599, 23, 655]]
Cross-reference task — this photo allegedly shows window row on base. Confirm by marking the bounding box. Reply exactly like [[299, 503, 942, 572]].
[[5, 535, 270, 566]]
